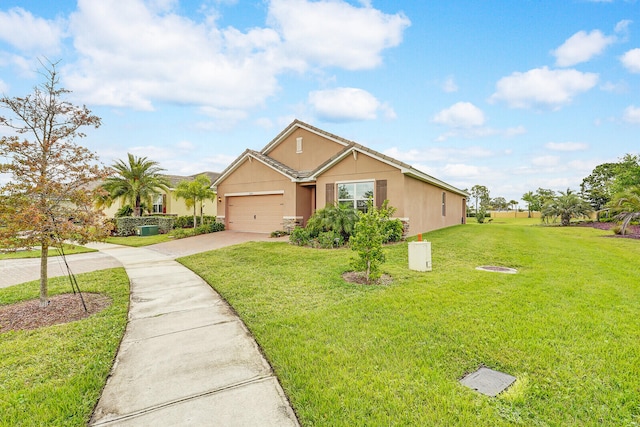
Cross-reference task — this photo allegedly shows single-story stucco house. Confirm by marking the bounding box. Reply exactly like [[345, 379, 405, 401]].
[[213, 120, 468, 236]]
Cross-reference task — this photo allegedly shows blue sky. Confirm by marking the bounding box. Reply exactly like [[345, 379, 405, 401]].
[[1, 0, 639, 204]]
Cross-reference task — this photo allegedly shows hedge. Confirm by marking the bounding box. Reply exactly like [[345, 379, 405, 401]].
[[115, 216, 175, 236]]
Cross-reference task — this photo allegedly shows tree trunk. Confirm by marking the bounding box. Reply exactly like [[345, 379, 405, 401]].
[[135, 195, 141, 216], [39, 240, 49, 307], [193, 198, 197, 228]]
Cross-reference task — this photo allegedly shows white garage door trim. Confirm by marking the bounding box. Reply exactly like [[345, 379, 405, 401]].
[[227, 194, 284, 233]]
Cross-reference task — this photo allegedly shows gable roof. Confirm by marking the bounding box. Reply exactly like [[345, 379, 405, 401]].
[[213, 120, 468, 197], [164, 171, 220, 188]]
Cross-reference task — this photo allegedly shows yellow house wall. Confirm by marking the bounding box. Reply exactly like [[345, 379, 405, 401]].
[[216, 157, 297, 222], [267, 128, 346, 173], [98, 189, 217, 219]]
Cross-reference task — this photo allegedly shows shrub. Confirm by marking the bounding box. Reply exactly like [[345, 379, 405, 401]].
[[316, 230, 344, 249], [381, 218, 404, 243], [271, 230, 288, 238], [115, 205, 133, 217], [114, 216, 174, 236], [306, 203, 359, 242], [289, 227, 311, 246]]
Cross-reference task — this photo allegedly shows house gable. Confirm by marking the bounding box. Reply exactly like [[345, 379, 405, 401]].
[[261, 120, 351, 174]]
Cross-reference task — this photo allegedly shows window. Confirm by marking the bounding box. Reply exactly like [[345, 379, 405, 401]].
[[338, 181, 374, 212], [442, 192, 446, 216], [296, 137, 303, 153], [152, 194, 164, 214]]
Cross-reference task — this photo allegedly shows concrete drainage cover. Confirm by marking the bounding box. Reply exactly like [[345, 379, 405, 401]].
[[460, 367, 516, 397], [476, 266, 518, 274]]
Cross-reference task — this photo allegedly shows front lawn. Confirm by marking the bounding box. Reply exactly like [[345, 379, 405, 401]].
[[179, 222, 640, 426], [0, 269, 129, 426], [0, 243, 96, 260], [105, 234, 173, 247]]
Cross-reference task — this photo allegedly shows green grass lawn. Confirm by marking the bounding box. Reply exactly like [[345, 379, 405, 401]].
[[180, 221, 640, 426], [0, 269, 129, 426], [0, 243, 96, 260], [105, 233, 173, 247]]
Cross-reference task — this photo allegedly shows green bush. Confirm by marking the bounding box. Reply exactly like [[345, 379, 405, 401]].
[[316, 230, 344, 249], [289, 227, 312, 246], [174, 215, 217, 229], [114, 216, 174, 236], [381, 218, 404, 243]]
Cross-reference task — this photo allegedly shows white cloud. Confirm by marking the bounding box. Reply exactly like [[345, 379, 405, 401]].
[[615, 19, 632, 37], [431, 102, 485, 128], [434, 126, 526, 142], [267, 0, 410, 70], [308, 87, 394, 122], [58, 0, 409, 117], [545, 142, 589, 151], [0, 8, 64, 53], [532, 156, 560, 167], [621, 48, 640, 73], [489, 66, 598, 110], [553, 30, 615, 67], [383, 146, 494, 163], [442, 76, 458, 93], [623, 105, 640, 124]]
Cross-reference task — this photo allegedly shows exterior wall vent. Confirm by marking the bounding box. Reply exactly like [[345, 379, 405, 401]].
[[296, 137, 303, 154]]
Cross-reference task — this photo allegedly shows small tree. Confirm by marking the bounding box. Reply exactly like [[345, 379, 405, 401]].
[[0, 61, 109, 307], [542, 189, 592, 226], [470, 185, 490, 216], [100, 153, 170, 216], [609, 186, 640, 234], [174, 174, 216, 228], [350, 203, 385, 283]]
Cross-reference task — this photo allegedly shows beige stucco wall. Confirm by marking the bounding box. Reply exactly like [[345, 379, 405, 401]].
[[316, 152, 403, 210], [267, 128, 346, 173], [316, 152, 465, 236], [402, 176, 466, 235], [216, 157, 297, 225]]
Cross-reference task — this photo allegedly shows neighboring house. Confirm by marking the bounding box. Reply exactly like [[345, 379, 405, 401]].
[[100, 171, 220, 218], [213, 120, 468, 235]]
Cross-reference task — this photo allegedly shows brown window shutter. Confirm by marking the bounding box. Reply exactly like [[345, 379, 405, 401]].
[[326, 183, 334, 206], [376, 180, 387, 208]]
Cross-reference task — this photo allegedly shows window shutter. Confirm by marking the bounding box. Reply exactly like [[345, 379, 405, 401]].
[[326, 183, 334, 206], [376, 180, 387, 208]]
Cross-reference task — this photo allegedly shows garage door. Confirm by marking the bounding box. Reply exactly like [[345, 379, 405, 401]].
[[227, 194, 284, 233]]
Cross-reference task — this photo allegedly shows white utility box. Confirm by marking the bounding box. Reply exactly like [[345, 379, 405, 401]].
[[408, 241, 432, 272]]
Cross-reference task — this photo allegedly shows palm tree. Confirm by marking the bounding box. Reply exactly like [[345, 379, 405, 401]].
[[509, 199, 518, 217], [609, 186, 640, 234], [522, 191, 535, 218], [101, 153, 170, 216], [542, 189, 592, 226], [307, 203, 359, 241], [174, 174, 216, 228]]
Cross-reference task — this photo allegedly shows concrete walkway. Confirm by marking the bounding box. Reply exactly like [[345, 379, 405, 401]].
[[1, 231, 298, 425], [85, 235, 298, 426], [0, 251, 121, 289]]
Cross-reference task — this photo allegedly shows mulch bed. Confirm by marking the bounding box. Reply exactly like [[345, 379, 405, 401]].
[[342, 271, 393, 285], [0, 293, 111, 333], [576, 222, 640, 239]]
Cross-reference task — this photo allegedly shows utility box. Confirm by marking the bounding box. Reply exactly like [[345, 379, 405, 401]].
[[137, 225, 159, 236], [408, 241, 432, 271]]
